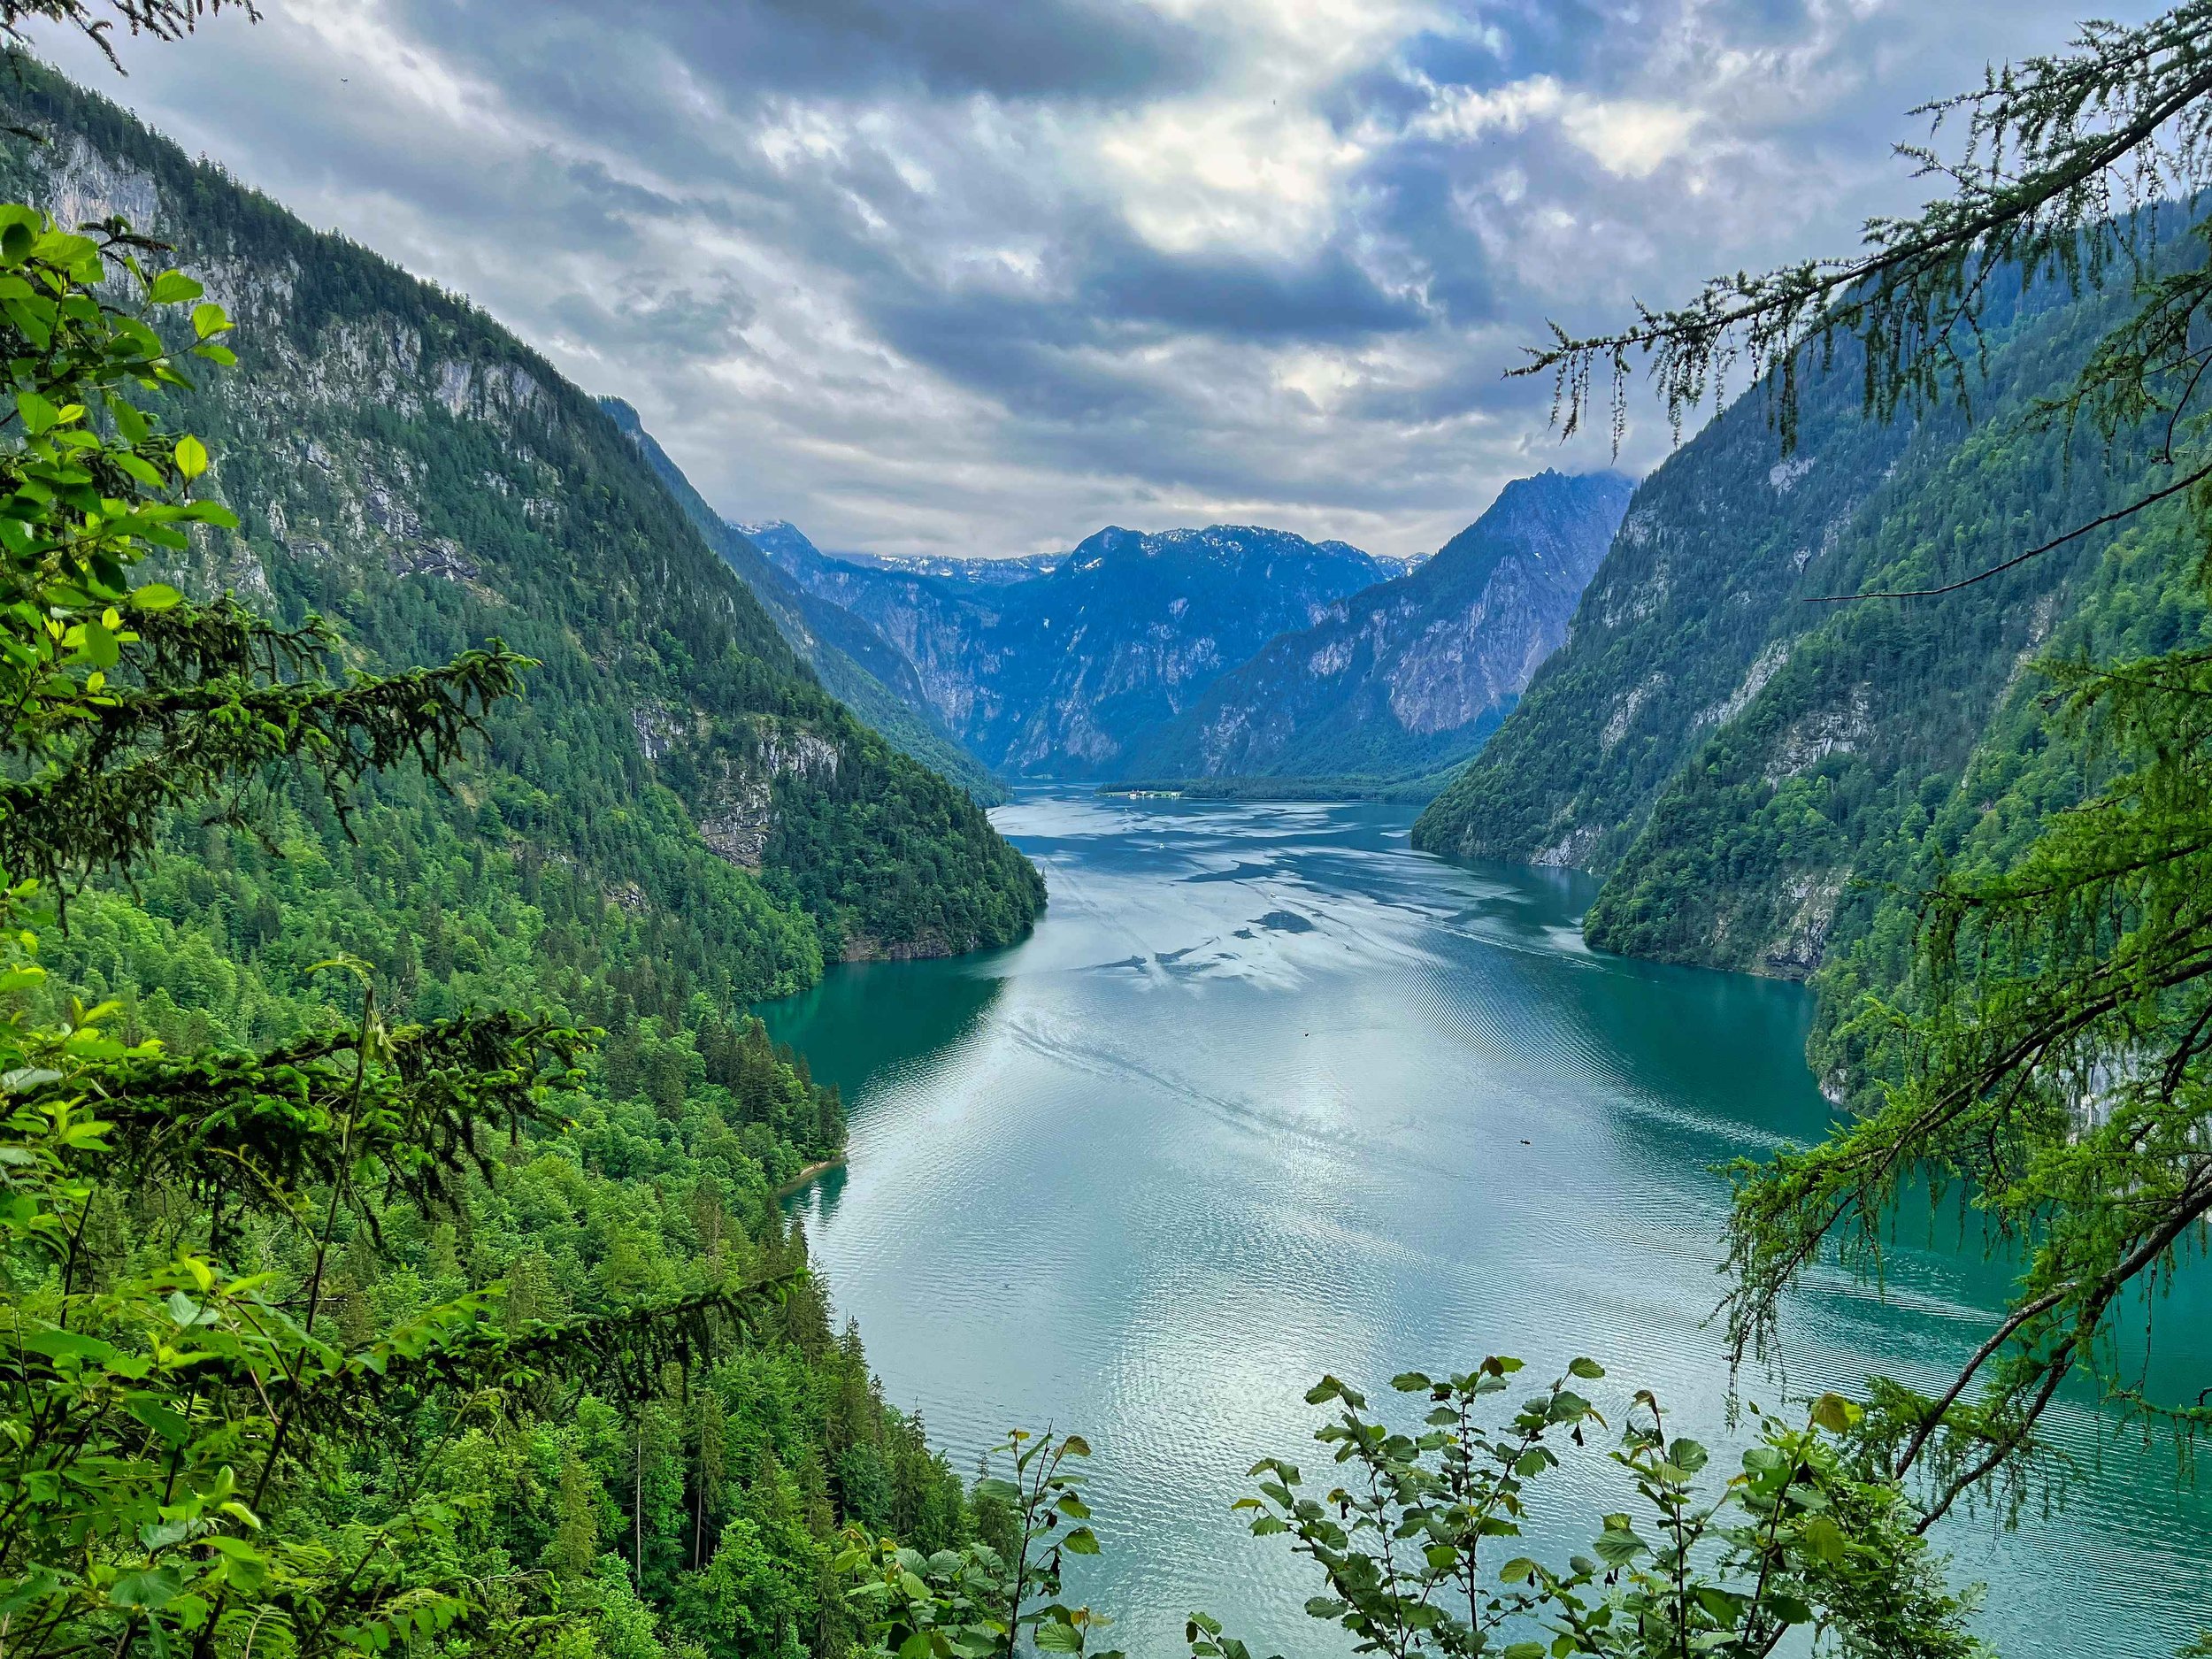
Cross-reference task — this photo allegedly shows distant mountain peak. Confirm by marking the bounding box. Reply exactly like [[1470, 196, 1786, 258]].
[[757, 519, 1391, 777], [1063, 522, 1379, 574], [1129, 470, 1633, 787]]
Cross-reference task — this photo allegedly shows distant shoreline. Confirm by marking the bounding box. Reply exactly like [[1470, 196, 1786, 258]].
[[1096, 772, 1451, 804]]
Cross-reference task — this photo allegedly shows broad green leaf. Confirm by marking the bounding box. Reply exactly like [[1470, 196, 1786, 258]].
[[109, 396, 149, 444], [1809, 1393, 1860, 1433], [125, 1394, 192, 1445], [1591, 1525, 1647, 1567], [108, 1568, 182, 1609], [1694, 1586, 1747, 1624], [1800, 1514, 1847, 1564], [77, 619, 119, 669], [22, 1328, 116, 1363], [147, 271, 204, 305], [1768, 1594, 1813, 1626], [115, 452, 165, 488]]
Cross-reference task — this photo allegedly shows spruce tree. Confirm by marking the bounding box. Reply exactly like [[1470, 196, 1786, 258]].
[[0, 202, 780, 1658], [1529, 0, 2212, 1555]]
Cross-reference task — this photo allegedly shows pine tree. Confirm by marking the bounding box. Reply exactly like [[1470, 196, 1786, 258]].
[[550, 1448, 603, 1584], [1530, 0, 2212, 1560], [0, 204, 781, 1656], [694, 1390, 727, 1571], [0, 0, 247, 68]]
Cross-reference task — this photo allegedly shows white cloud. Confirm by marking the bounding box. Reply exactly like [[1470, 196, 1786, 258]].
[[1099, 101, 1368, 256], [17, 0, 2160, 560], [1413, 76, 1697, 180], [1559, 97, 1701, 180]]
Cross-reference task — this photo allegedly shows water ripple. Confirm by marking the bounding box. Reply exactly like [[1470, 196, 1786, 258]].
[[768, 789, 2212, 1659]]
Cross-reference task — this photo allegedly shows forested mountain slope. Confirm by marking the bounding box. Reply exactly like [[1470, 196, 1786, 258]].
[[754, 520, 1392, 776], [1131, 471, 1631, 783], [0, 51, 1049, 1654], [599, 399, 1005, 803], [1413, 250, 2190, 980], [0, 59, 1041, 978]]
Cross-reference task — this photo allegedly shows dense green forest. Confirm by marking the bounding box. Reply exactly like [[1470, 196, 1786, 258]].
[[1800, 480, 2209, 1104], [0, 47, 1042, 1659], [1413, 239, 2195, 985]]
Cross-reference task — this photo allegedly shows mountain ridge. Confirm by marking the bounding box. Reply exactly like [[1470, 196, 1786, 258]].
[[1412, 250, 2180, 987], [598, 401, 1007, 803], [748, 518, 1394, 777], [1130, 470, 1632, 784], [0, 56, 1043, 975]]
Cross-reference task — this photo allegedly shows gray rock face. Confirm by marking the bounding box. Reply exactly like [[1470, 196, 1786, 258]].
[[699, 728, 841, 869], [753, 521, 1393, 778], [1128, 472, 1633, 784]]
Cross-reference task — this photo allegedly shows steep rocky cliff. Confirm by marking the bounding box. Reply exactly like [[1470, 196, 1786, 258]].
[[1129, 472, 1632, 784], [755, 520, 1393, 777], [1412, 258, 2177, 981], [0, 58, 1043, 971], [600, 403, 1005, 803]]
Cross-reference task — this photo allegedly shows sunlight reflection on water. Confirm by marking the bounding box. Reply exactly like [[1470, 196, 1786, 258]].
[[769, 789, 2212, 1659]]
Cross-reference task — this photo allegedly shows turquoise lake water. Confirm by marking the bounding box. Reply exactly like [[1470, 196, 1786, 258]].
[[768, 789, 2211, 1657]]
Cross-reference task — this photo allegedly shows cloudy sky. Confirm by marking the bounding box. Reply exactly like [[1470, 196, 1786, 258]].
[[29, 0, 2157, 558]]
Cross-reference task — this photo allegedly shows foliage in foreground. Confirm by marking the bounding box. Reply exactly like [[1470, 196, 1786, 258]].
[[0, 193, 1005, 1659], [843, 1362, 1984, 1659]]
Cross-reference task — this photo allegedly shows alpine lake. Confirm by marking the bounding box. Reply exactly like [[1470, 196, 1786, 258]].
[[765, 790, 2212, 1658]]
